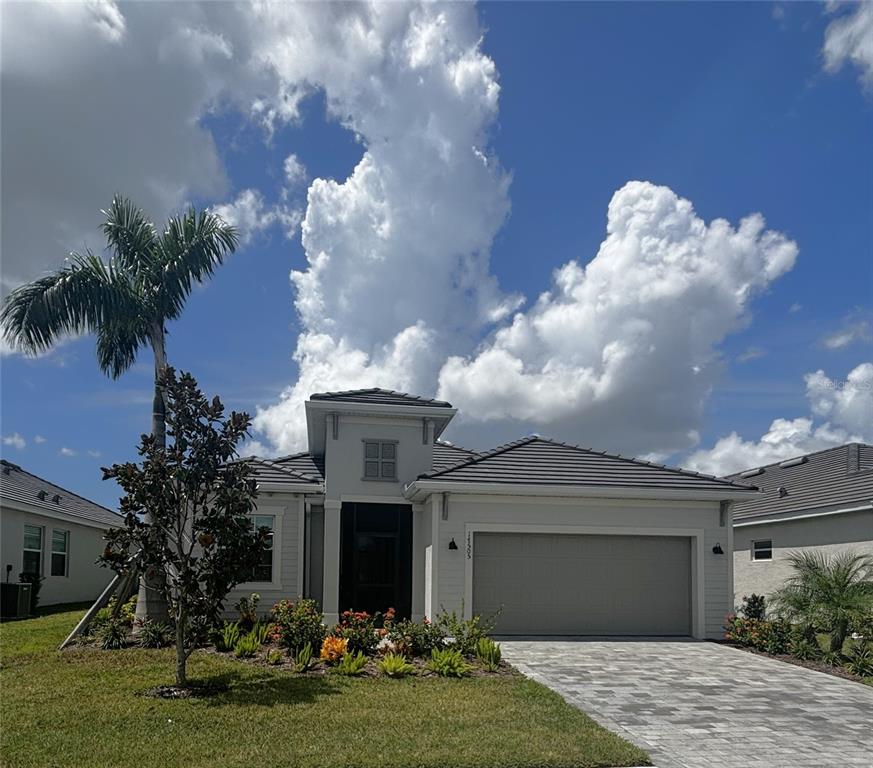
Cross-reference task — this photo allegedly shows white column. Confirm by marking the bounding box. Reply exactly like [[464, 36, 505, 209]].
[[426, 493, 442, 620], [322, 499, 342, 626], [411, 504, 424, 622]]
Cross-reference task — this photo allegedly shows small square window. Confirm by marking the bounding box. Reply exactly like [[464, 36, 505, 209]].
[[362, 441, 399, 481], [752, 540, 772, 561]]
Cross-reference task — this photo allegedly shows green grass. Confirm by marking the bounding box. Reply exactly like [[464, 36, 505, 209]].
[[0, 607, 649, 768]]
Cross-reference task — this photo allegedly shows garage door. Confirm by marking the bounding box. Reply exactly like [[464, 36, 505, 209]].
[[472, 532, 692, 636]]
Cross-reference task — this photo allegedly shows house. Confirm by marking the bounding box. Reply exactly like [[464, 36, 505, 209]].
[[0, 459, 122, 605], [228, 388, 758, 639], [726, 443, 873, 604]]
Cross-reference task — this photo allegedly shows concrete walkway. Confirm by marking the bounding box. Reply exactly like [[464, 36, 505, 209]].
[[501, 639, 873, 768]]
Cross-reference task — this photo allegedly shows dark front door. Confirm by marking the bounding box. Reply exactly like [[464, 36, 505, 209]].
[[340, 502, 412, 619]]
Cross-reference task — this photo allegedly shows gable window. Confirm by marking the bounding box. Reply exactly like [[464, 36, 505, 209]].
[[752, 539, 772, 561], [22, 525, 43, 575], [51, 529, 69, 577], [250, 515, 274, 583], [363, 440, 397, 481]]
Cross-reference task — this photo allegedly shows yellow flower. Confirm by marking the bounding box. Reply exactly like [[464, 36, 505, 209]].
[[320, 636, 348, 663]]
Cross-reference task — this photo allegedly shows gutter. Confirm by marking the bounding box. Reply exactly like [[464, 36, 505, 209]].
[[404, 479, 760, 503], [734, 502, 873, 528]]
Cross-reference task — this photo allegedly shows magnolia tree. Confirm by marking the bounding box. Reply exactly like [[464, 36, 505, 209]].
[[101, 369, 267, 687]]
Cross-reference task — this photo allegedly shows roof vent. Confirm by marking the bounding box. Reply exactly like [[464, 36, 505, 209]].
[[52, 494, 62, 504], [36, 490, 47, 501], [740, 467, 764, 478], [777, 486, 788, 498], [779, 456, 808, 469]]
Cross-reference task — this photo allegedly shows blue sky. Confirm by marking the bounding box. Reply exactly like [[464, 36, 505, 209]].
[[1, 1, 871, 508]]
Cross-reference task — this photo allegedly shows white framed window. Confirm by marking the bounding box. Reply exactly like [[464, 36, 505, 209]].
[[51, 529, 69, 577], [22, 524, 43, 575], [752, 539, 772, 561], [250, 514, 275, 583], [362, 440, 398, 481]]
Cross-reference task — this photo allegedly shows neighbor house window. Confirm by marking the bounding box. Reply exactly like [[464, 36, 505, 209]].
[[51, 529, 69, 577], [752, 539, 772, 561], [22, 525, 43, 575], [363, 440, 397, 480], [250, 515, 274, 582]]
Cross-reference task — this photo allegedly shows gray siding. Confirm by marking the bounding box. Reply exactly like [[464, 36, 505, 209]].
[[733, 509, 873, 604]]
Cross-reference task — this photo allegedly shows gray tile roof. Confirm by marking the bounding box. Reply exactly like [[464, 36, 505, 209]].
[[272, 452, 325, 482], [433, 441, 478, 472], [0, 459, 122, 528], [724, 443, 873, 521], [418, 436, 757, 493], [230, 456, 322, 487], [310, 388, 453, 408]]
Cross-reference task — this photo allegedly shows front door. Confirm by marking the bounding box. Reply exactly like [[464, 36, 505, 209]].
[[339, 502, 412, 618]]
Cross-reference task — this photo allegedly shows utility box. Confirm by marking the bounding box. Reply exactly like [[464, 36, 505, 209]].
[[0, 582, 33, 619]]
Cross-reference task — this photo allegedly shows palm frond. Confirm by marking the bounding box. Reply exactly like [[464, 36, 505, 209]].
[[150, 207, 238, 320], [101, 195, 157, 273], [95, 313, 150, 379], [0, 251, 128, 355]]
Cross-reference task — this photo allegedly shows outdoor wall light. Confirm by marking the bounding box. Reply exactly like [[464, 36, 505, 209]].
[[712, 543, 724, 555], [448, 538, 458, 551]]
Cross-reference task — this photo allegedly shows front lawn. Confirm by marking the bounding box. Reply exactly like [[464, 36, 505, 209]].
[[0, 607, 649, 768]]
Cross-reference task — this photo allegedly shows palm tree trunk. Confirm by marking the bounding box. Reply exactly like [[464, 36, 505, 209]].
[[134, 321, 170, 628]]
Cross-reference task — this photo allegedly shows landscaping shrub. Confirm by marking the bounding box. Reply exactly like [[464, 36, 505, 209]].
[[215, 621, 241, 652], [737, 593, 766, 620], [92, 594, 138, 634], [723, 616, 791, 654], [249, 621, 272, 646], [266, 649, 284, 665], [334, 651, 368, 676], [475, 637, 502, 671], [378, 652, 416, 678], [427, 647, 472, 677], [320, 635, 348, 664], [788, 636, 818, 661], [137, 620, 172, 648], [436, 608, 497, 656], [292, 643, 315, 672], [843, 642, 873, 677], [234, 593, 260, 631], [818, 648, 842, 668], [97, 618, 128, 650], [386, 617, 446, 657], [233, 632, 261, 658], [334, 610, 380, 655], [271, 598, 326, 653]]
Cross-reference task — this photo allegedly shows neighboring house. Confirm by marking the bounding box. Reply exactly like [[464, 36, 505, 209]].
[[0, 459, 122, 605], [726, 443, 873, 605], [227, 388, 757, 639]]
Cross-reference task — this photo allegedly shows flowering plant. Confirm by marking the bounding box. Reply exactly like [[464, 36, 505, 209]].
[[320, 635, 348, 663]]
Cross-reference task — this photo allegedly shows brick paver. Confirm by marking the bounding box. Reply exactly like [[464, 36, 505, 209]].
[[501, 640, 873, 768]]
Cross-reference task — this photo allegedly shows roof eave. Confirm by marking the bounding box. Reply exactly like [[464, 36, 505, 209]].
[[404, 479, 761, 503], [256, 482, 325, 494]]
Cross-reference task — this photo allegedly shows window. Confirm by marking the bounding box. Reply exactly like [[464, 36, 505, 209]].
[[363, 440, 397, 481], [752, 539, 772, 561], [22, 525, 43, 576], [51, 529, 69, 577], [250, 515, 274, 582]]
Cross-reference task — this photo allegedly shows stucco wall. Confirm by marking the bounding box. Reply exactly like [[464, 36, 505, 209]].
[[733, 509, 873, 606], [225, 494, 303, 618], [0, 505, 115, 605], [323, 415, 432, 502], [429, 494, 729, 639]]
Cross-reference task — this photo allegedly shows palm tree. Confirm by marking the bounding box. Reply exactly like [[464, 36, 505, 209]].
[[772, 551, 873, 652], [1, 195, 238, 621]]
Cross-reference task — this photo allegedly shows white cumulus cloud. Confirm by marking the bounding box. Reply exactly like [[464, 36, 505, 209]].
[[59, 447, 77, 457], [823, 1, 873, 85], [686, 362, 873, 475], [211, 189, 301, 245], [2, 433, 26, 450]]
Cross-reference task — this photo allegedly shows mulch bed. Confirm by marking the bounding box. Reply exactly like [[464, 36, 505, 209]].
[[717, 640, 870, 685], [138, 680, 230, 699]]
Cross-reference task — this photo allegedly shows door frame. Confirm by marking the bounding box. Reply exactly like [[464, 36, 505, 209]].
[[463, 522, 705, 639]]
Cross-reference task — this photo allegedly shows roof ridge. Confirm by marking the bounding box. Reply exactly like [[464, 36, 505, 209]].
[[724, 442, 871, 478], [309, 387, 452, 407], [0, 460, 120, 516], [229, 455, 319, 484], [420, 435, 540, 479], [434, 440, 477, 454]]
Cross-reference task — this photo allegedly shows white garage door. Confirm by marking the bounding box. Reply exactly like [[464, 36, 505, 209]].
[[473, 532, 692, 636]]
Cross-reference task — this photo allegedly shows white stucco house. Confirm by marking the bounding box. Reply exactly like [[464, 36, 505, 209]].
[[727, 443, 873, 604], [228, 388, 758, 640], [0, 459, 122, 606]]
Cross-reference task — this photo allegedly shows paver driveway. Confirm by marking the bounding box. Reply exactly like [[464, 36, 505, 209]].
[[501, 640, 873, 768]]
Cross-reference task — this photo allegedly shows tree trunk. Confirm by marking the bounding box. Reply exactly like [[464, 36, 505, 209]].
[[175, 607, 187, 688], [134, 322, 170, 628]]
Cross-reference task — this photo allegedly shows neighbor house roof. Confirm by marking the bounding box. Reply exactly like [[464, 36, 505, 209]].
[[272, 452, 325, 482], [0, 459, 122, 528], [231, 457, 323, 488], [432, 441, 478, 472], [417, 436, 757, 494], [309, 388, 453, 408], [724, 443, 873, 522]]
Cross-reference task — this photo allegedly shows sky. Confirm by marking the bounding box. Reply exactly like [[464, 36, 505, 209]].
[[1, 1, 872, 509]]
